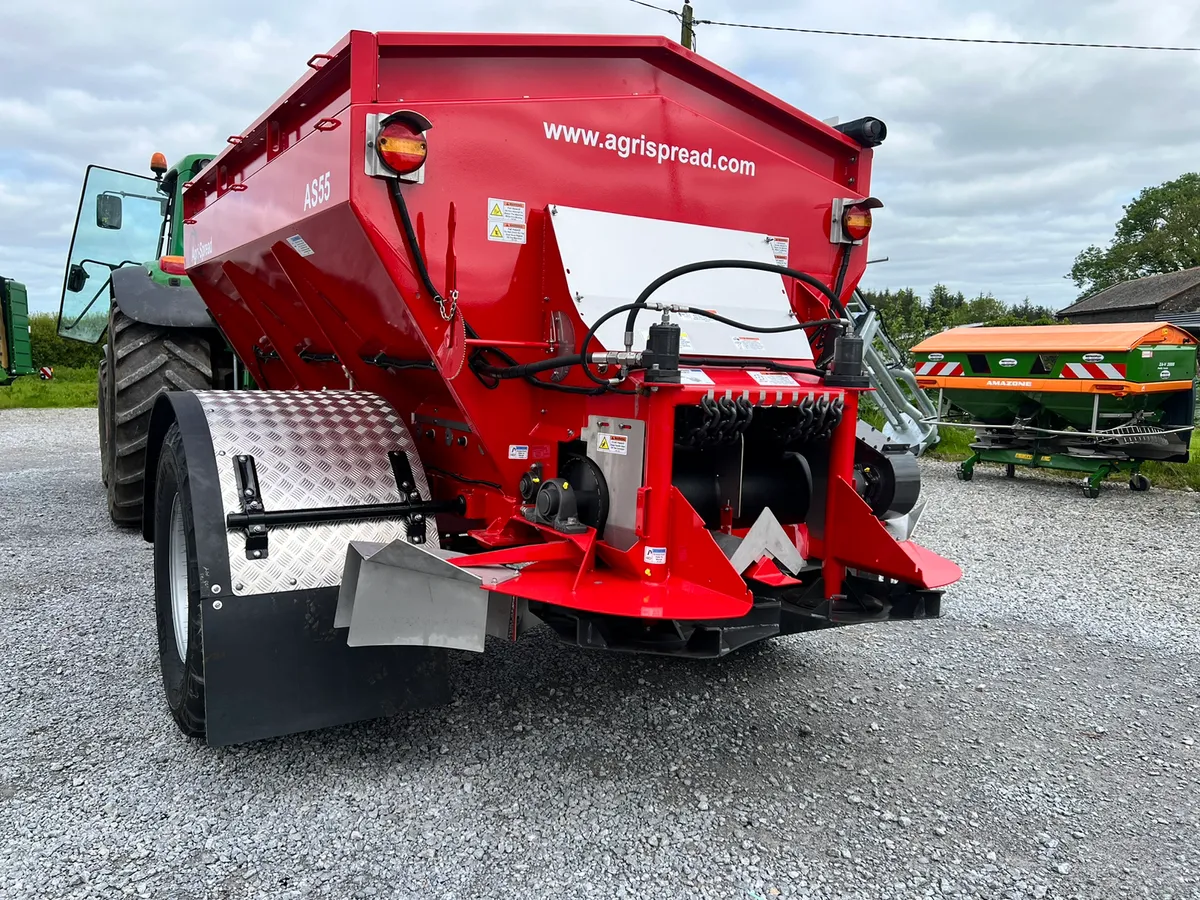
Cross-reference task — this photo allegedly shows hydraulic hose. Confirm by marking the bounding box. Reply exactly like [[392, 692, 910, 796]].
[[621, 259, 848, 351], [388, 179, 476, 336], [682, 358, 825, 377]]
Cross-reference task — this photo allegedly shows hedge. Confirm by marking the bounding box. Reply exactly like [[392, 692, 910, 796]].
[[29, 313, 105, 369]]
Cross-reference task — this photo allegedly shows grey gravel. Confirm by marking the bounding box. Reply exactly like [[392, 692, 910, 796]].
[[2, 407, 1199, 899]]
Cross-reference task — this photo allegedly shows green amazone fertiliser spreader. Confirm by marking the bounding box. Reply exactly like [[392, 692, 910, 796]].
[[911, 322, 1197, 497]]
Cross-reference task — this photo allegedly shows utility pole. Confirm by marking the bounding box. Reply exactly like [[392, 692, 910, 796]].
[[681, 2, 696, 51]]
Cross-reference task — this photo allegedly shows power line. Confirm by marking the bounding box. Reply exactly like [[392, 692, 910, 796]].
[[627, 0, 680, 18], [624, 0, 1200, 52]]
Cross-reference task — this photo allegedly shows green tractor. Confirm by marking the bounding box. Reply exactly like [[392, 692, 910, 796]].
[[1, 276, 35, 384], [58, 152, 235, 526]]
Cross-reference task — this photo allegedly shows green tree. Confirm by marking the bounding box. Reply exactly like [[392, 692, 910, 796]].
[[1069, 172, 1200, 297]]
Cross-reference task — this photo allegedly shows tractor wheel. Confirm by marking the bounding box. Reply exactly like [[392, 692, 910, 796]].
[[1004, 463, 1016, 479], [1129, 473, 1151, 492], [105, 304, 212, 528], [956, 464, 973, 481], [97, 347, 111, 488], [152, 422, 207, 739], [1084, 483, 1101, 499]]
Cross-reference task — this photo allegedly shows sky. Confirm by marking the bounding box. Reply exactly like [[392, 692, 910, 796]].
[[3, 0, 1200, 315]]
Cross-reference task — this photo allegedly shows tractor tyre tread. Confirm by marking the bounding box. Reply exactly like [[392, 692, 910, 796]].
[[97, 349, 111, 488], [106, 304, 212, 528]]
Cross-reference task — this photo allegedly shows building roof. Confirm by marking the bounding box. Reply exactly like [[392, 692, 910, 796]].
[[1058, 267, 1200, 317], [912, 322, 1196, 354]]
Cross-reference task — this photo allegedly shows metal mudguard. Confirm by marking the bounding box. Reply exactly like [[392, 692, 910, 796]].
[[111, 266, 215, 329], [144, 389, 450, 746]]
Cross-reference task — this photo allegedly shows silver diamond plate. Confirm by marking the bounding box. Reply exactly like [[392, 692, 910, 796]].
[[195, 391, 430, 597]]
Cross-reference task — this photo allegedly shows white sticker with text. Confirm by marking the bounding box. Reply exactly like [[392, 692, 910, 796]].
[[643, 547, 667, 565], [748, 370, 799, 387], [508, 445, 529, 460], [596, 434, 628, 455]]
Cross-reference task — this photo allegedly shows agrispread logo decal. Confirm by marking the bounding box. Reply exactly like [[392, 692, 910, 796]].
[[542, 122, 757, 177], [190, 239, 214, 265]]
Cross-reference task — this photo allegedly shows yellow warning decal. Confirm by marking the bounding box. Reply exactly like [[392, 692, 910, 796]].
[[1015, 453, 1033, 460], [490, 225, 504, 239], [490, 203, 503, 217], [596, 433, 628, 455]]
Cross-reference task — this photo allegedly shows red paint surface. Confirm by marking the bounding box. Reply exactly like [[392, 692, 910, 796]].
[[182, 31, 957, 620]]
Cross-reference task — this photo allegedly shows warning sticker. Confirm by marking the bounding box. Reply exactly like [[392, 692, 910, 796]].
[[508, 445, 529, 460], [732, 336, 765, 354], [643, 546, 667, 565], [748, 370, 798, 387], [487, 197, 527, 244], [679, 331, 693, 352], [680, 368, 714, 385], [596, 433, 628, 455], [488, 198, 526, 222], [489, 222, 526, 244], [769, 236, 790, 267], [285, 234, 315, 257]]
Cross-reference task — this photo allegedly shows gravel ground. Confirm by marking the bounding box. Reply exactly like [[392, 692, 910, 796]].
[[2, 407, 1198, 900]]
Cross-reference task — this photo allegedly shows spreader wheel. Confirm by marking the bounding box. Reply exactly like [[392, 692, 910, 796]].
[[152, 422, 207, 740], [105, 303, 213, 528], [1129, 473, 1151, 492]]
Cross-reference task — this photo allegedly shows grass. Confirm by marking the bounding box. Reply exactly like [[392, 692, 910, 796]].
[[926, 423, 1200, 492], [0, 367, 98, 410]]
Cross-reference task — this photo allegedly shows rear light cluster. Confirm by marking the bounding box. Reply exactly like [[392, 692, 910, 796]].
[[842, 204, 874, 242], [829, 196, 883, 244], [376, 118, 428, 176]]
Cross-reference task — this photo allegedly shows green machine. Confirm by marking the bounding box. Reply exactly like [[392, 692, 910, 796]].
[[56, 151, 237, 526], [1, 277, 35, 384], [912, 323, 1197, 497]]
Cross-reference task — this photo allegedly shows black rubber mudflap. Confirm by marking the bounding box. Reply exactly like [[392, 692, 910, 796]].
[[201, 586, 450, 747]]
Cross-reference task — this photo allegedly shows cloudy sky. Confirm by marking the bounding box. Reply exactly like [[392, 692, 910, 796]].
[[3, 0, 1199, 314]]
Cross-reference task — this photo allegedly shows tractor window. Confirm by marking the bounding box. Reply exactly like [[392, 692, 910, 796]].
[[58, 165, 167, 344]]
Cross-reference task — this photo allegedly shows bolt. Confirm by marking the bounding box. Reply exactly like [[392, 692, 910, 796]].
[[234, 583, 243, 591], [211, 584, 222, 595], [252, 550, 262, 559], [567, 429, 575, 439], [253, 525, 265, 533], [243, 488, 254, 498], [289, 578, 298, 586], [239, 456, 247, 462], [212, 600, 223, 610]]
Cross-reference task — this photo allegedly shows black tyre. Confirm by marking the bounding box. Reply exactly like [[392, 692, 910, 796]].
[[105, 303, 213, 527], [1084, 483, 1101, 499], [153, 423, 207, 739], [1130, 473, 1151, 492], [97, 347, 111, 488], [1005, 463, 1016, 478], [956, 465, 972, 481]]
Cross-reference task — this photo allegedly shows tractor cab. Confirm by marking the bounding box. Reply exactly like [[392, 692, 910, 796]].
[[57, 153, 212, 343]]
